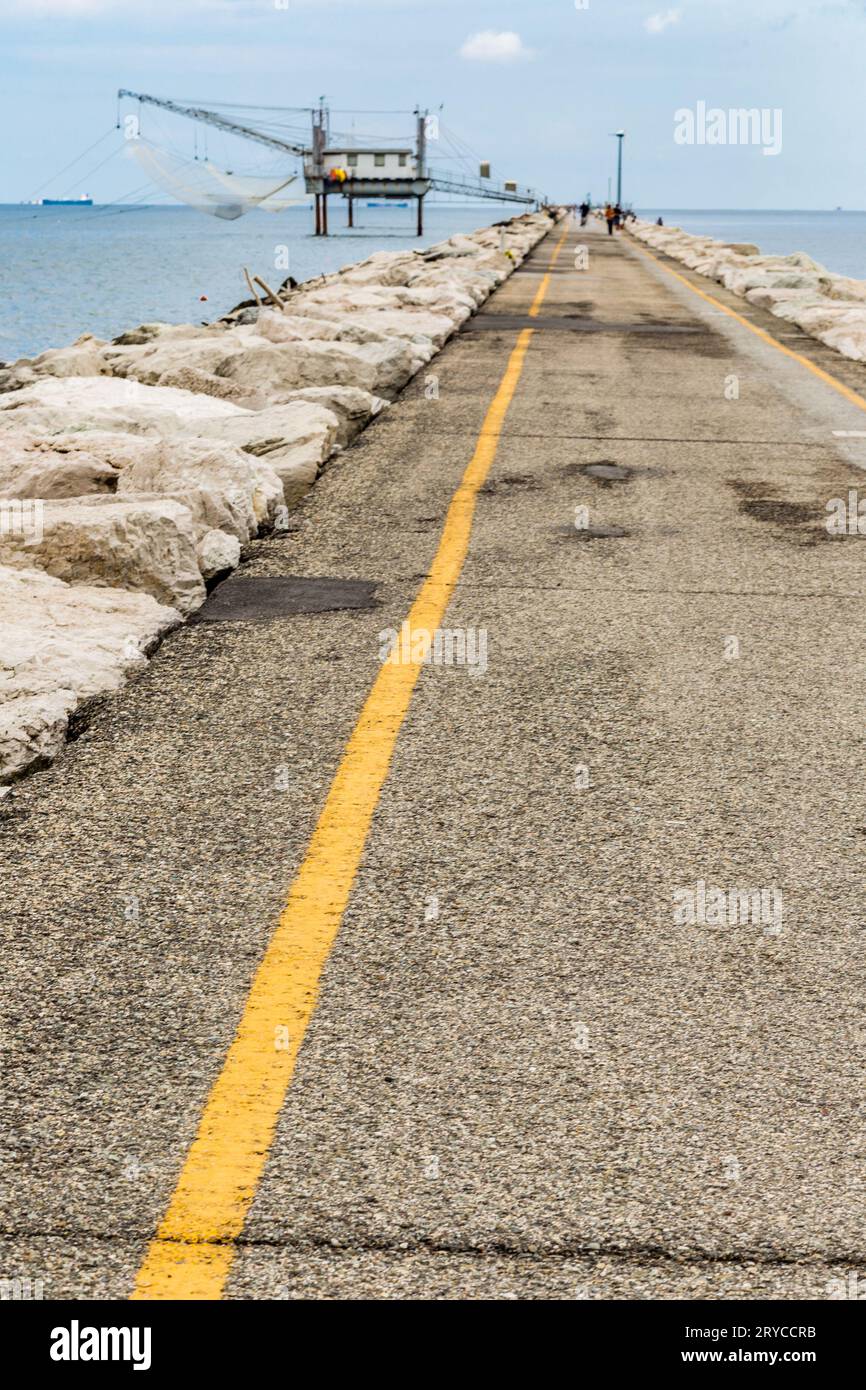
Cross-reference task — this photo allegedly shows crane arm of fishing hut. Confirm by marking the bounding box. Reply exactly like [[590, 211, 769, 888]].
[[117, 90, 544, 235]]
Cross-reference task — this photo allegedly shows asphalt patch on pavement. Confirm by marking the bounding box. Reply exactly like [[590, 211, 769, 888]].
[[572, 461, 667, 484], [192, 576, 380, 622]]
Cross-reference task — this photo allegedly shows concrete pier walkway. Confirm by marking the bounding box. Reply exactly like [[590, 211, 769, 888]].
[[2, 217, 865, 1300]]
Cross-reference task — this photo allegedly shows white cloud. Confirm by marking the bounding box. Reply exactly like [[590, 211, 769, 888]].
[[458, 30, 532, 63], [645, 8, 681, 33]]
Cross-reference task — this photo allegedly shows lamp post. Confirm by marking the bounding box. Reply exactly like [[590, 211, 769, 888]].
[[611, 129, 625, 205]]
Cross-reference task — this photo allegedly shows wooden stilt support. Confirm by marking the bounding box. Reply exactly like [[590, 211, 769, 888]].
[[416, 192, 424, 238]]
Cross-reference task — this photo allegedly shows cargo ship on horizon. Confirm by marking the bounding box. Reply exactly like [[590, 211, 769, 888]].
[[25, 194, 93, 206]]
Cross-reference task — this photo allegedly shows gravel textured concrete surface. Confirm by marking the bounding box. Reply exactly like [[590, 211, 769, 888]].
[[2, 220, 865, 1301]]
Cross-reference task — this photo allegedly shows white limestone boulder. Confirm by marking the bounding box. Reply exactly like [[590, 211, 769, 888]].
[[41, 429, 147, 470], [0, 434, 119, 498], [155, 366, 266, 410], [0, 375, 246, 422], [289, 281, 475, 323], [0, 382, 357, 504], [0, 372, 247, 425], [254, 306, 391, 351], [784, 302, 866, 335], [718, 266, 821, 295], [110, 322, 215, 347], [743, 286, 815, 312], [338, 250, 421, 288], [101, 335, 251, 386], [424, 234, 483, 260], [288, 285, 405, 313], [116, 437, 283, 540], [0, 335, 110, 393], [0, 495, 205, 614], [182, 401, 340, 504], [217, 337, 416, 400], [0, 377, 247, 444], [400, 286, 475, 321], [306, 306, 456, 352], [817, 319, 866, 361], [0, 564, 180, 784], [196, 528, 241, 581], [278, 387, 386, 446], [0, 324, 227, 395], [405, 265, 497, 306], [0, 400, 177, 440], [471, 249, 519, 278], [818, 275, 866, 304], [253, 311, 344, 344]]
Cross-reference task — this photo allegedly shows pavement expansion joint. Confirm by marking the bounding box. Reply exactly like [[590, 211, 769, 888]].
[[461, 316, 710, 335], [456, 583, 864, 600], [227, 1234, 866, 1271], [388, 427, 836, 448], [4, 1226, 865, 1273]]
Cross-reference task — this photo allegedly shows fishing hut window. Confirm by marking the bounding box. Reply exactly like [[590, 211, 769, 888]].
[[374, 153, 386, 167], [398, 153, 407, 167], [347, 153, 358, 167]]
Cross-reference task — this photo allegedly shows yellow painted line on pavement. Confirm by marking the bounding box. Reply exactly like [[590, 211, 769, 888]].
[[131, 218, 571, 1301], [528, 221, 569, 317], [632, 241, 866, 416]]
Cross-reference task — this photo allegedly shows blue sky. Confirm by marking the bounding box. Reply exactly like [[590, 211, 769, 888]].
[[0, 0, 864, 208]]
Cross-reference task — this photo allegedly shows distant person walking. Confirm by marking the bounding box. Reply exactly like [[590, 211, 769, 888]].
[[579, 200, 590, 227], [604, 202, 615, 236]]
